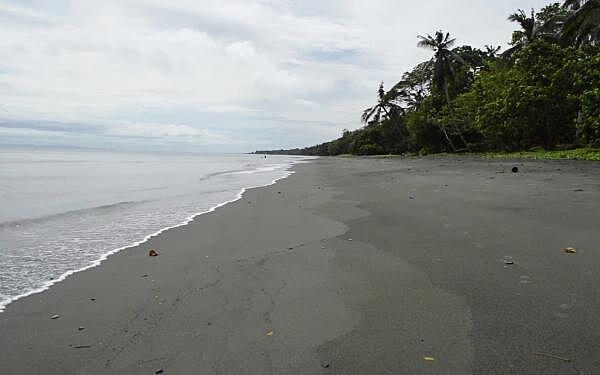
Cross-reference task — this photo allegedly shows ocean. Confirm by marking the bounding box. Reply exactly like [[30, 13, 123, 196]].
[[0, 148, 310, 312]]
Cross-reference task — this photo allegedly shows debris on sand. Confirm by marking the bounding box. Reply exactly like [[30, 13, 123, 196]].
[[50, 315, 60, 319], [564, 247, 577, 254], [155, 369, 164, 374], [423, 356, 435, 361], [77, 327, 85, 331], [266, 331, 274, 336], [503, 256, 515, 265], [531, 351, 571, 362], [321, 362, 330, 368], [148, 249, 159, 257], [512, 167, 519, 173]]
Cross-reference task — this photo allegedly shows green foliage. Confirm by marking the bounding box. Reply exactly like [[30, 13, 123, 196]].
[[483, 148, 600, 160], [574, 45, 600, 145], [562, 0, 600, 46], [260, 1, 600, 160], [405, 103, 446, 153], [580, 89, 600, 146], [466, 41, 579, 150]]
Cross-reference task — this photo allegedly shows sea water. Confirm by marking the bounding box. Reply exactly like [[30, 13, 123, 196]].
[[0, 148, 310, 312]]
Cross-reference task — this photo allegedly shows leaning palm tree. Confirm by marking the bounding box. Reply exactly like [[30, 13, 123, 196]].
[[562, 0, 600, 46], [417, 31, 467, 151], [361, 82, 402, 126]]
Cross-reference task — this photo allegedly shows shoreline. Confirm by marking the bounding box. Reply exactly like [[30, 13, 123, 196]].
[[2, 157, 600, 374], [0, 161, 302, 313]]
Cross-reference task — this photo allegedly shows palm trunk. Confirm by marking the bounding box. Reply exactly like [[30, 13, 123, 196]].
[[444, 83, 470, 152], [438, 122, 456, 152], [575, 110, 582, 147]]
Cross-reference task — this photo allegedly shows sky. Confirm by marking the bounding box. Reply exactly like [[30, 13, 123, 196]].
[[0, 0, 551, 153]]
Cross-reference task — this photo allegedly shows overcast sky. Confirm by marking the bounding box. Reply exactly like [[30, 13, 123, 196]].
[[0, 0, 551, 152]]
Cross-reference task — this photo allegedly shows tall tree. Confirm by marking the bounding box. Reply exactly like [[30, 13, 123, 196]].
[[417, 31, 468, 151]]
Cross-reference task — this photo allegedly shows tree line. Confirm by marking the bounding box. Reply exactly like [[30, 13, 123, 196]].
[[258, 0, 599, 156]]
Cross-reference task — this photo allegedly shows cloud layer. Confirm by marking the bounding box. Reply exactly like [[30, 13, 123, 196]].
[[0, 0, 550, 152]]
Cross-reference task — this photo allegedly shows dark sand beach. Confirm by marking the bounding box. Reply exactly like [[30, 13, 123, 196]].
[[2, 156, 600, 374]]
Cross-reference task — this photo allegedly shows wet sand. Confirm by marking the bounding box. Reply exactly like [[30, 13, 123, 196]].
[[1, 156, 600, 374]]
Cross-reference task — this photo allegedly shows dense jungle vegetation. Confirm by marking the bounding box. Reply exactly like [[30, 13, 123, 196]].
[[258, 0, 600, 157]]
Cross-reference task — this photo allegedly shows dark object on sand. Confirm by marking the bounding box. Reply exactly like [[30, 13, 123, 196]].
[[148, 249, 159, 257], [564, 247, 577, 254], [321, 362, 330, 368], [155, 369, 164, 374], [512, 167, 519, 173], [531, 351, 571, 362], [78, 327, 85, 331]]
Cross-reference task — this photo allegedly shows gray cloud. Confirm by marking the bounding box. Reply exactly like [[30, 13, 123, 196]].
[[0, 0, 551, 152]]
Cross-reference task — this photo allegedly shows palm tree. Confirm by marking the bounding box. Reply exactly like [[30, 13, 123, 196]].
[[484, 45, 502, 58], [361, 82, 402, 126], [509, 9, 539, 42], [417, 31, 464, 106], [562, 0, 600, 46], [417, 31, 467, 151], [503, 9, 540, 57]]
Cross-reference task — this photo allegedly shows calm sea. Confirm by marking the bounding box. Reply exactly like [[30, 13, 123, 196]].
[[0, 148, 310, 312]]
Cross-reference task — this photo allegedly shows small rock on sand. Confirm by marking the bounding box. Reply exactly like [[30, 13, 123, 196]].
[[148, 249, 159, 257]]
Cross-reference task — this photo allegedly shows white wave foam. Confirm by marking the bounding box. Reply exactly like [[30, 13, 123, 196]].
[[0, 157, 313, 313]]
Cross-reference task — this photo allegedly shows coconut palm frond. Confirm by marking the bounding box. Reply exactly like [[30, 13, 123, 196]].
[[361, 106, 377, 124], [417, 35, 437, 50]]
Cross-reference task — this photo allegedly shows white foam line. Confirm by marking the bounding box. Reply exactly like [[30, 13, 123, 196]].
[[0, 157, 315, 313]]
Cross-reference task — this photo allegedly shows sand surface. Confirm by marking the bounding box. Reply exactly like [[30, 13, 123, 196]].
[[1, 156, 600, 374]]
